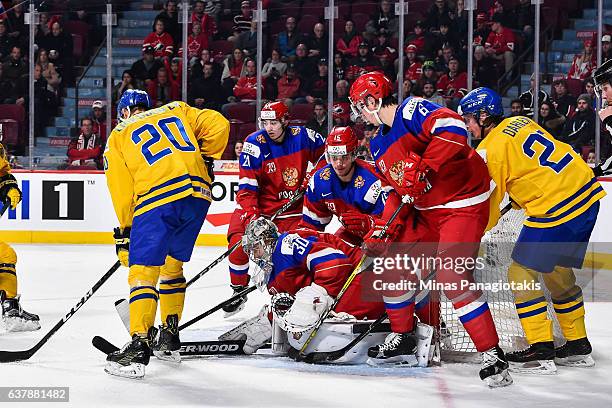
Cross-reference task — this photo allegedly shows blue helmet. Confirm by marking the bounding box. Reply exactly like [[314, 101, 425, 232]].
[[458, 87, 504, 118], [117, 89, 152, 121]]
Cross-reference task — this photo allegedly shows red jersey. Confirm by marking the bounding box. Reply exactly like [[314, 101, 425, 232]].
[[404, 61, 423, 82], [436, 71, 468, 99], [238, 126, 325, 217], [485, 27, 515, 54], [233, 76, 259, 100], [369, 97, 491, 210], [142, 32, 174, 58]]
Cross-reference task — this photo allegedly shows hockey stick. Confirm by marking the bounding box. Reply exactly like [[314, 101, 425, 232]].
[[0, 261, 121, 363], [301, 313, 389, 363], [295, 195, 410, 361], [0, 198, 10, 218], [93, 285, 258, 354], [92, 336, 249, 356]]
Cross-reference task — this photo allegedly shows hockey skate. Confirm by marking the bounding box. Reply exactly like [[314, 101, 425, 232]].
[[506, 341, 557, 375], [366, 323, 433, 367], [0, 290, 40, 332], [222, 284, 249, 317], [105, 328, 156, 379], [480, 346, 513, 388], [555, 338, 595, 368], [152, 314, 181, 363]]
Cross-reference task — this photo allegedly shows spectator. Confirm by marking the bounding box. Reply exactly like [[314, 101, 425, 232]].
[[334, 79, 350, 103], [425, 0, 451, 32], [406, 20, 435, 58], [191, 48, 221, 79], [262, 49, 287, 80], [276, 65, 301, 106], [510, 0, 534, 34], [332, 52, 347, 81], [41, 21, 74, 83], [188, 62, 225, 111], [293, 43, 315, 81], [235, 21, 263, 60], [2, 45, 26, 83], [192, 0, 217, 39], [276, 17, 302, 58], [403, 44, 422, 84], [204, 0, 222, 23], [113, 69, 136, 105], [485, 14, 516, 75], [332, 102, 350, 126], [6, 0, 25, 41], [584, 77, 597, 109], [229, 0, 252, 41], [306, 23, 328, 59], [538, 101, 566, 139], [233, 141, 244, 160], [473, 13, 491, 47], [365, 0, 398, 39], [568, 40, 596, 81], [36, 48, 61, 93], [154, 0, 180, 44], [421, 80, 446, 107], [561, 94, 596, 152], [436, 56, 467, 109], [519, 73, 551, 117], [232, 58, 259, 102], [90, 100, 108, 143], [586, 149, 596, 165], [379, 50, 396, 80], [221, 48, 246, 95], [603, 34, 612, 63], [185, 21, 210, 65], [35, 12, 50, 44], [434, 44, 455, 76], [130, 46, 164, 88], [394, 79, 414, 100], [0, 20, 14, 61], [489, 1, 510, 28], [336, 20, 362, 58], [165, 57, 183, 92], [67, 118, 103, 169], [146, 67, 179, 107], [551, 78, 577, 118], [347, 42, 381, 80], [450, 0, 468, 39], [415, 60, 438, 93], [433, 19, 458, 53], [143, 18, 174, 60], [302, 58, 328, 103], [305, 100, 329, 138], [473, 45, 496, 89], [32, 63, 56, 138], [0, 64, 14, 104], [510, 99, 524, 116], [372, 31, 397, 61]]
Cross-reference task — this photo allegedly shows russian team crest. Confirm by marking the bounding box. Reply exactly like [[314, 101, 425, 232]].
[[282, 167, 299, 187], [256, 134, 266, 143], [353, 175, 365, 188], [389, 161, 405, 186], [290, 127, 300, 135], [319, 167, 331, 181]]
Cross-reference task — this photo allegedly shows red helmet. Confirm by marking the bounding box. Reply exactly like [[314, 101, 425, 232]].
[[349, 71, 393, 107], [260, 101, 289, 121], [326, 126, 358, 158]]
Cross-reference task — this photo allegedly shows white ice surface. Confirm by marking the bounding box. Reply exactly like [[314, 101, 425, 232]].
[[1, 244, 611, 408]]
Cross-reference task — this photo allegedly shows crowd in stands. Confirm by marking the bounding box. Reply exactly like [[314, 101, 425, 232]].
[[1, 0, 611, 167]]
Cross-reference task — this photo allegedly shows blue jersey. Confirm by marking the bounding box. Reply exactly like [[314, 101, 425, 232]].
[[301, 159, 387, 229], [238, 126, 325, 217]]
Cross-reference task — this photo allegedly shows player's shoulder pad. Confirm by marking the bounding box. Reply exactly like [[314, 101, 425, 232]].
[[242, 129, 268, 159], [280, 232, 314, 256]]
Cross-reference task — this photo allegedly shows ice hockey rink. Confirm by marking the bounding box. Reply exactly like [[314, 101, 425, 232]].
[[1, 244, 611, 408]]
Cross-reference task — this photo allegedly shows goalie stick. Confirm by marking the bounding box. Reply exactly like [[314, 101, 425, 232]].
[[295, 194, 411, 361], [93, 285, 257, 354], [0, 261, 121, 363], [92, 336, 250, 356]]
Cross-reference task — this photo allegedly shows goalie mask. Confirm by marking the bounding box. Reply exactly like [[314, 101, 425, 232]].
[[242, 217, 279, 290], [594, 59, 612, 108]]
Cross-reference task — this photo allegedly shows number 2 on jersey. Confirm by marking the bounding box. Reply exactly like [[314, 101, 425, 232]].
[[522, 130, 573, 173], [131, 116, 196, 165]]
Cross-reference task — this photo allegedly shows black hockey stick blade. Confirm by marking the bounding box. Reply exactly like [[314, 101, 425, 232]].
[[92, 335, 119, 354], [0, 261, 121, 363], [301, 313, 388, 364]]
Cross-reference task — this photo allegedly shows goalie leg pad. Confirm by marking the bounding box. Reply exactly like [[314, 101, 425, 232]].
[[218, 305, 272, 354]]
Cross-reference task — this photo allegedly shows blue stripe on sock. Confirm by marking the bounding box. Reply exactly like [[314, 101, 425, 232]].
[[458, 302, 490, 324], [159, 288, 186, 295], [552, 291, 583, 305], [130, 285, 158, 294], [518, 305, 548, 319], [554, 301, 584, 314], [160, 277, 186, 285], [129, 293, 158, 303], [515, 296, 547, 310]]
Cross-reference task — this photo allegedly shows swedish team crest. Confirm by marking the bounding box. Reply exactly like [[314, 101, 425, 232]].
[[282, 167, 299, 187], [389, 160, 405, 186], [320, 167, 331, 180], [353, 175, 365, 188]]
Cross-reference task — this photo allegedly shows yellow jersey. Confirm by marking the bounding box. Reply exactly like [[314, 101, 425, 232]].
[[478, 116, 605, 230], [104, 101, 229, 228], [0, 143, 10, 177]]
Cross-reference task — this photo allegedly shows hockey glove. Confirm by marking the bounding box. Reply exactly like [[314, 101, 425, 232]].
[[401, 152, 431, 202], [278, 283, 333, 335], [340, 211, 376, 238], [0, 174, 21, 209], [218, 305, 272, 354], [202, 155, 215, 182], [240, 206, 260, 226], [362, 219, 403, 257], [113, 227, 131, 267]]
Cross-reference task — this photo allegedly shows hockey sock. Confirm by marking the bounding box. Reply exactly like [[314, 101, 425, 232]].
[[128, 265, 160, 336], [450, 290, 499, 352], [509, 261, 553, 344], [228, 233, 250, 286], [0, 242, 18, 298], [543, 266, 587, 341], [159, 256, 186, 323]]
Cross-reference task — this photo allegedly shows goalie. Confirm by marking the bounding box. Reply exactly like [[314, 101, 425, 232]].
[[458, 87, 606, 375], [219, 218, 433, 366]]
